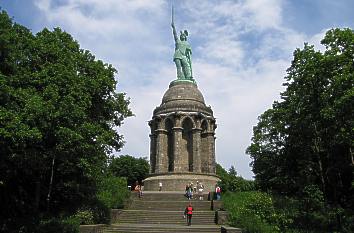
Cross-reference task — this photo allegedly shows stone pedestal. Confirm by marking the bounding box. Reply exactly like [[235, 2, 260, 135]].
[[145, 80, 219, 191], [143, 173, 219, 192]]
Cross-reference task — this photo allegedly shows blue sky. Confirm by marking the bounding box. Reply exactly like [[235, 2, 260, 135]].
[[2, 0, 354, 179]]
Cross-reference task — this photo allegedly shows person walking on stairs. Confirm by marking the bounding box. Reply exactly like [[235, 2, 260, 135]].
[[185, 184, 193, 200], [184, 203, 193, 226]]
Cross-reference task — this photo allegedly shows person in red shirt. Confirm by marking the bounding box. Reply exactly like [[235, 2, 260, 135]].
[[184, 203, 193, 226]]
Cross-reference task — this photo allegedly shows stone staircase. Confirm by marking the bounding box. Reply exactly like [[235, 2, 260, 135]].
[[101, 191, 240, 233]]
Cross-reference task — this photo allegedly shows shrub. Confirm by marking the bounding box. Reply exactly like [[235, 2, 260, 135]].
[[37, 217, 79, 233], [76, 175, 130, 224], [223, 191, 285, 233], [84, 198, 111, 224], [241, 214, 279, 233], [71, 209, 94, 225], [97, 175, 129, 209], [273, 189, 354, 233]]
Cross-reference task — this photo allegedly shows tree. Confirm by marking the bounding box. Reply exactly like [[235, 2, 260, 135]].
[[229, 166, 238, 177], [247, 28, 354, 231], [108, 155, 149, 187], [0, 10, 132, 232], [216, 163, 255, 192]]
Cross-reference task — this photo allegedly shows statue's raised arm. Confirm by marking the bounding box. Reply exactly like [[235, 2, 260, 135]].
[[171, 22, 178, 43]]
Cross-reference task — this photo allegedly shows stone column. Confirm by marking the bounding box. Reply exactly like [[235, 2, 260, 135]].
[[204, 131, 215, 173], [149, 133, 156, 173], [149, 120, 157, 173], [192, 127, 202, 173], [172, 128, 183, 172], [155, 128, 168, 173], [173, 115, 184, 172], [210, 122, 217, 174], [205, 120, 216, 174], [210, 135, 216, 174]]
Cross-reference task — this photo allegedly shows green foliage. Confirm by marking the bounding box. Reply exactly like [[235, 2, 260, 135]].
[[273, 193, 354, 233], [84, 198, 111, 224], [37, 217, 79, 233], [301, 185, 325, 212], [108, 155, 149, 186], [223, 191, 284, 233], [239, 214, 279, 233], [71, 209, 94, 225], [216, 164, 255, 192], [247, 27, 354, 232], [0, 10, 132, 231], [97, 175, 129, 209], [64, 168, 130, 225], [223, 190, 354, 233]]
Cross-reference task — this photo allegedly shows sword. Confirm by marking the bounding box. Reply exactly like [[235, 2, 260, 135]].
[[171, 0, 174, 26]]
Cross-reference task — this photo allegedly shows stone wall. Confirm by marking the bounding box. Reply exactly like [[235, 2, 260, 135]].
[[143, 173, 220, 192]]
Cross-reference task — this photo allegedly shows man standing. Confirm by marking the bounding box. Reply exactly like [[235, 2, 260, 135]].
[[215, 185, 221, 200], [184, 203, 193, 226], [198, 182, 204, 200]]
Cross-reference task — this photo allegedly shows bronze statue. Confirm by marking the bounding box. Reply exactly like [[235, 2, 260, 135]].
[[171, 5, 193, 81]]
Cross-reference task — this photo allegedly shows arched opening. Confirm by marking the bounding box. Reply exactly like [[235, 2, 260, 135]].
[[201, 120, 208, 173], [182, 117, 194, 172], [201, 120, 208, 133], [165, 118, 174, 172]]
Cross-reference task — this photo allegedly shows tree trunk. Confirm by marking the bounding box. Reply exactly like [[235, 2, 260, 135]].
[[313, 128, 326, 195], [34, 181, 40, 212], [46, 154, 56, 211]]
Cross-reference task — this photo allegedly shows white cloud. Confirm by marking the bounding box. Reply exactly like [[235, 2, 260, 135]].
[[198, 38, 244, 67], [243, 0, 283, 30]]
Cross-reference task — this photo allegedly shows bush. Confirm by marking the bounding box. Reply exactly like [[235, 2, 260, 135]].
[[241, 214, 279, 233], [222, 189, 354, 233], [75, 175, 130, 224], [273, 188, 354, 233], [341, 209, 354, 233], [71, 209, 94, 225], [223, 191, 284, 233], [97, 175, 129, 209], [37, 217, 79, 233], [84, 198, 111, 224]]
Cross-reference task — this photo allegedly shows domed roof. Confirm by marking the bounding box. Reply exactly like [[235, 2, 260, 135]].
[[162, 81, 205, 104], [153, 80, 213, 116]]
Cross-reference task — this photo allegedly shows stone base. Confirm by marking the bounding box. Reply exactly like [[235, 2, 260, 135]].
[[143, 173, 220, 192], [170, 78, 196, 86]]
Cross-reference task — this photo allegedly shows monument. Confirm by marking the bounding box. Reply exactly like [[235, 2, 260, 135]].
[[143, 6, 219, 192]]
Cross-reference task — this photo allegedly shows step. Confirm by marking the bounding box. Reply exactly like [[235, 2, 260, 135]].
[[130, 192, 210, 201], [115, 210, 215, 225], [129, 200, 212, 211], [103, 223, 221, 233]]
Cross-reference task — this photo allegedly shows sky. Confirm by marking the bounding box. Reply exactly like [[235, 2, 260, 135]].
[[1, 0, 354, 179]]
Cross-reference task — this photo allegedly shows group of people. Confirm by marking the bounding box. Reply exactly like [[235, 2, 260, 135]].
[[132, 181, 222, 226], [183, 184, 222, 226], [184, 181, 204, 200]]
